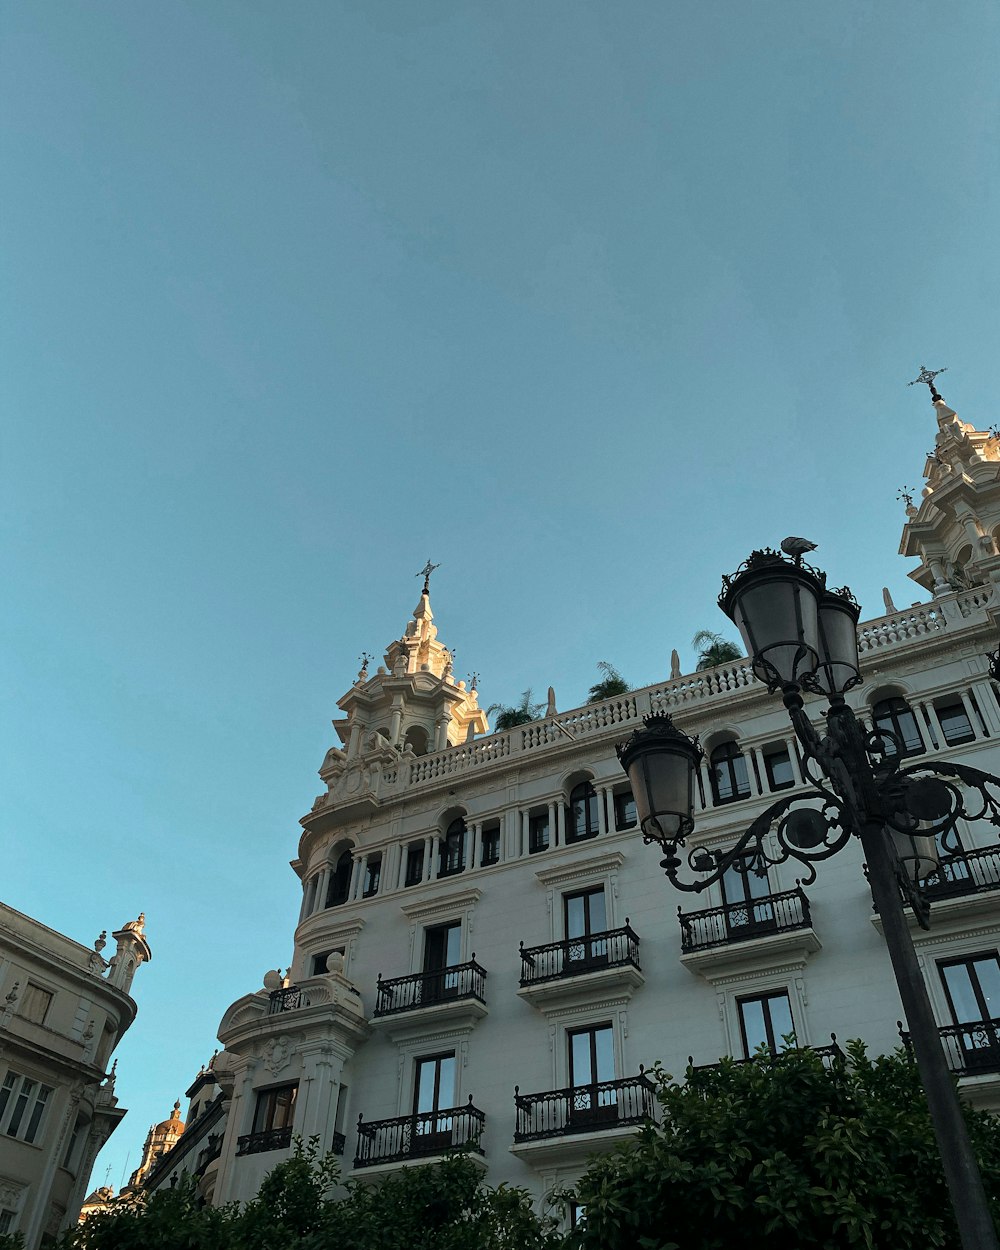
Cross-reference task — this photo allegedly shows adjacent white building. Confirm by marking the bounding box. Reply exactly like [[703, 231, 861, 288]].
[[0, 908, 150, 1246], [151, 395, 1000, 1209]]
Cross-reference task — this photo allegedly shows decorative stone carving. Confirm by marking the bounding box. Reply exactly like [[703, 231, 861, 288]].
[[262, 1036, 291, 1076]]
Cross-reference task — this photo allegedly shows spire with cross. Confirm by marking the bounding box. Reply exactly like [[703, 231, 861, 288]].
[[416, 559, 440, 595], [908, 364, 948, 403]]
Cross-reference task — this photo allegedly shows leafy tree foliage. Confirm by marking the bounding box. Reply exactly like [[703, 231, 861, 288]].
[[570, 1043, 1000, 1250], [487, 689, 545, 730], [55, 1148, 562, 1250], [691, 629, 743, 671], [587, 662, 631, 703]]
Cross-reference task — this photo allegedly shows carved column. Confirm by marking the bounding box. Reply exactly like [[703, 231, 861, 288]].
[[921, 701, 945, 751], [547, 802, 557, 849], [469, 823, 481, 871], [750, 746, 766, 795], [786, 737, 804, 784], [959, 689, 984, 740], [597, 788, 610, 836]]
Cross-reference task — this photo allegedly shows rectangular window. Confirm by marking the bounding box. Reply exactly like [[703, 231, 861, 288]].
[[528, 813, 549, 854], [405, 844, 425, 887], [763, 745, 795, 791], [480, 824, 500, 866], [936, 700, 975, 747], [721, 856, 775, 936], [439, 826, 465, 877], [568, 1024, 617, 1126], [939, 954, 1000, 1070], [363, 856, 381, 897], [564, 888, 609, 969], [737, 991, 795, 1056], [311, 948, 344, 977], [0, 1210, 15, 1235], [18, 983, 53, 1026], [423, 923, 461, 1002], [613, 790, 637, 830], [2, 1073, 53, 1143], [413, 1053, 457, 1151], [251, 1084, 297, 1135]]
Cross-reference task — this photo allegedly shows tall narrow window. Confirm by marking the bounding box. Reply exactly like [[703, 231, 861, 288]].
[[935, 700, 976, 746], [710, 742, 751, 804], [939, 954, 1000, 1069], [737, 991, 794, 1056], [326, 851, 353, 907], [528, 812, 550, 854], [480, 823, 500, 866], [405, 843, 425, 887], [564, 888, 609, 970], [762, 743, 795, 791], [721, 856, 775, 937], [423, 922, 461, 1002], [362, 856, 381, 897], [439, 818, 466, 877], [872, 697, 924, 757], [238, 1083, 298, 1155], [567, 782, 599, 843], [613, 789, 637, 830], [413, 1053, 456, 1153], [18, 983, 53, 1026], [568, 1024, 617, 1125]]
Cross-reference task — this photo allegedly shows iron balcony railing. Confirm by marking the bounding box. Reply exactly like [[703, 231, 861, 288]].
[[923, 847, 1000, 901], [519, 924, 641, 987], [688, 1038, 844, 1072], [236, 1125, 293, 1156], [331, 1131, 346, 1156], [901, 1019, 1000, 1076], [513, 1072, 656, 1142], [678, 887, 812, 953], [373, 961, 487, 1017], [268, 986, 306, 1014], [354, 1098, 485, 1167]]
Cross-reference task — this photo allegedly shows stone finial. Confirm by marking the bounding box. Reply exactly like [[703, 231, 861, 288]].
[[882, 588, 897, 614], [262, 969, 284, 992], [546, 687, 557, 717], [94, 931, 107, 953], [670, 649, 681, 679]]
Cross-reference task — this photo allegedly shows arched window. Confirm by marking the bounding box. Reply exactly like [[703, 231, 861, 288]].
[[567, 781, 599, 843], [326, 851, 353, 908], [710, 742, 751, 805], [404, 726, 429, 756], [439, 817, 466, 877], [872, 697, 924, 757]]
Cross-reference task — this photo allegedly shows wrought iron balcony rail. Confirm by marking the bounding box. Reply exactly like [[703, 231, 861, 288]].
[[922, 847, 1000, 901], [354, 1098, 485, 1167], [688, 1039, 843, 1073], [268, 986, 306, 1014], [513, 1072, 655, 1142], [236, 1125, 293, 1156], [373, 961, 487, 1017], [331, 1131, 346, 1156], [519, 925, 641, 986], [678, 887, 812, 953], [900, 1020, 1000, 1076]]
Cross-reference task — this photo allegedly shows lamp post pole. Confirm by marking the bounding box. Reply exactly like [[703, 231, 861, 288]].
[[618, 547, 1000, 1250]]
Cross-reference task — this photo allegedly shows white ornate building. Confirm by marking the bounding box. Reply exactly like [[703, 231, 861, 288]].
[[0, 907, 150, 1245], [149, 395, 1000, 1210]]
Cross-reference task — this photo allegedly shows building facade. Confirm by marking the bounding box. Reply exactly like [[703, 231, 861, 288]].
[[0, 908, 150, 1246], [153, 395, 1000, 1209]]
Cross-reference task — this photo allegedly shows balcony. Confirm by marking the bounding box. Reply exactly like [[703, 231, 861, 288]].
[[354, 1099, 485, 1171], [268, 986, 307, 1014], [689, 1039, 844, 1073], [517, 926, 644, 1011], [678, 887, 821, 980], [510, 1074, 656, 1167], [236, 1126, 292, 1157], [924, 848, 1000, 902], [370, 962, 488, 1039], [902, 1020, 1000, 1077], [331, 1131, 346, 1156]]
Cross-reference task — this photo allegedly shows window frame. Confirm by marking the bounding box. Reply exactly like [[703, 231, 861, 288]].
[[710, 741, 752, 805], [1, 1071, 54, 1144], [480, 823, 501, 866], [736, 990, 795, 1057], [935, 699, 976, 747], [872, 696, 924, 757], [404, 842, 425, 887], [250, 1083, 298, 1136], [612, 788, 637, 831], [566, 781, 600, 844], [528, 811, 550, 855], [326, 851, 354, 908], [762, 743, 795, 792], [439, 819, 467, 878]]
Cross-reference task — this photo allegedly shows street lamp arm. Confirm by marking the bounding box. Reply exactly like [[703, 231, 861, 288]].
[[895, 759, 1000, 830], [656, 790, 854, 894]]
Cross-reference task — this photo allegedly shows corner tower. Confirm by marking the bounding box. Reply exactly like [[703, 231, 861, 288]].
[[900, 389, 1000, 595]]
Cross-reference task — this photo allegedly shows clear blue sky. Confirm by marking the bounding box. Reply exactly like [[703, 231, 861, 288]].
[[2, 1, 998, 1189]]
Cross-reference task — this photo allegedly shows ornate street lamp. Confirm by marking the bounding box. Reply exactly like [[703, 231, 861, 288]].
[[619, 547, 1000, 1250]]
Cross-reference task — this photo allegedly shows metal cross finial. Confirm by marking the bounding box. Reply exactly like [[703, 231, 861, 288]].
[[896, 486, 915, 509], [908, 364, 948, 402], [468, 671, 479, 691], [358, 651, 372, 680], [416, 559, 440, 594]]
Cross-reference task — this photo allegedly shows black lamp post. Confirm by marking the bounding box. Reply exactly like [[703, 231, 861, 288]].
[[618, 548, 1000, 1250]]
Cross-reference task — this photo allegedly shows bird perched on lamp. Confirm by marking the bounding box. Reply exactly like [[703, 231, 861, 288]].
[[780, 536, 818, 564]]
